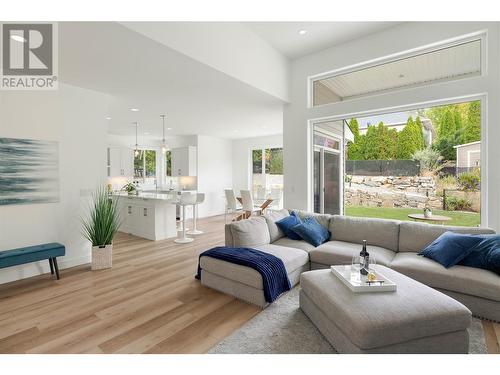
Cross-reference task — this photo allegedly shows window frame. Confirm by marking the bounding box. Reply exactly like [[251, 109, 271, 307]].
[[307, 31, 487, 108]]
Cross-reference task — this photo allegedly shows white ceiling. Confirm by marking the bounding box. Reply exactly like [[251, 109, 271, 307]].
[[246, 22, 401, 59], [58, 22, 284, 140], [317, 39, 481, 99]]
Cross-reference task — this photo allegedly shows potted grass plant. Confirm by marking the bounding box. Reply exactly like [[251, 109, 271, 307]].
[[82, 186, 121, 270]]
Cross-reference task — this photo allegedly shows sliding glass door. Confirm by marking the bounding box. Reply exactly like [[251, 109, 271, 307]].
[[313, 129, 343, 215]]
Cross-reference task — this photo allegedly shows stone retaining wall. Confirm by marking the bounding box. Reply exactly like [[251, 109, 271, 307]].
[[345, 175, 443, 210]]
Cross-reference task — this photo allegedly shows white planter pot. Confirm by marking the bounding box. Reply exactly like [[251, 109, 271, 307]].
[[91, 244, 113, 270]]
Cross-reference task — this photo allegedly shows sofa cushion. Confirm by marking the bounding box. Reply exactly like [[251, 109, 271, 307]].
[[276, 212, 302, 240], [309, 240, 396, 267], [329, 215, 400, 252], [398, 221, 495, 253], [419, 232, 484, 268], [229, 217, 270, 247], [291, 217, 331, 247], [272, 237, 316, 253], [293, 210, 331, 230], [263, 209, 289, 242], [200, 244, 309, 289], [460, 235, 500, 275], [390, 252, 500, 301]]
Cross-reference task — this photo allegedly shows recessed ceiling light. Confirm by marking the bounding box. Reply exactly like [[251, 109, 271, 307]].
[[105, 116, 112, 120], [298, 29, 308, 36], [130, 108, 139, 112], [166, 127, 172, 130], [11, 35, 26, 43]]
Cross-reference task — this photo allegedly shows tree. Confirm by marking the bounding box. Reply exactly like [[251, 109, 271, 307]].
[[432, 130, 461, 160], [438, 109, 458, 139], [462, 101, 481, 143], [347, 118, 364, 160], [414, 116, 426, 150], [362, 125, 380, 160], [396, 116, 425, 159]]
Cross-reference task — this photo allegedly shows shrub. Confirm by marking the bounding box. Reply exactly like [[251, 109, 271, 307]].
[[412, 148, 443, 174], [457, 169, 481, 192], [445, 196, 472, 211]]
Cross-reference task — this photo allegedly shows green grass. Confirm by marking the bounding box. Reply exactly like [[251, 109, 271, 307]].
[[345, 206, 480, 227]]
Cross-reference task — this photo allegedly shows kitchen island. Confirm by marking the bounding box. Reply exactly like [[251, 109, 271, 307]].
[[113, 192, 178, 241]]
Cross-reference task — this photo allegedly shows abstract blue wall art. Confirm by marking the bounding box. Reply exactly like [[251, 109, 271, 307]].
[[0, 138, 59, 205]]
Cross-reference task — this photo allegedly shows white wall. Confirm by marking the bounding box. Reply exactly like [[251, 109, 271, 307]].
[[196, 135, 233, 218], [121, 22, 290, 102], [0, 83, 109, 284], [283, 22, 500, 231], [231, 134, 283, 194]]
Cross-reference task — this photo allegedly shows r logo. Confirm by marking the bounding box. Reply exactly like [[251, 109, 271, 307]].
[[2, 23, 53, 76]]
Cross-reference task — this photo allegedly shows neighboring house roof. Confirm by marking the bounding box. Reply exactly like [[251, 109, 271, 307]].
[[453, 141, 481, 149]]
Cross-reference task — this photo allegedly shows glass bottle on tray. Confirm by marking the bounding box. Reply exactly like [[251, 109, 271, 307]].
[[359, 240, 369, 276]]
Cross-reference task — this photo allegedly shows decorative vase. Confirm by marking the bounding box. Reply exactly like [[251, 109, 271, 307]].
[[91, 244, 113, 270], [424, 208, 432, 218]]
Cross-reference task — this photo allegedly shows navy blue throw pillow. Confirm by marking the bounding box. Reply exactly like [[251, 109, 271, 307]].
[[291, 217, 331, 247], [276, 212, 303, 240], [459, 235, 500, 274], [419, 232, 483, 268]]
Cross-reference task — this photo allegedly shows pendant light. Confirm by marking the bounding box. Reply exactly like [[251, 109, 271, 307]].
[[134, 122, 139, 157], [160, 114, 168, 153]]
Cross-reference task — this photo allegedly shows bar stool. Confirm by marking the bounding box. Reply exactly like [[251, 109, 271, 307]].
[[187, 193, 205, 235], [174, 193, 197, 244]]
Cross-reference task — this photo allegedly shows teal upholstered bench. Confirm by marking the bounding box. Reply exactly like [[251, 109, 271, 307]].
[[0, 243, 65, 280]]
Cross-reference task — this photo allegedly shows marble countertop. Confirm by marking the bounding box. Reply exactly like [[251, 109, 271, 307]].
[[112, 192, 178, 202]]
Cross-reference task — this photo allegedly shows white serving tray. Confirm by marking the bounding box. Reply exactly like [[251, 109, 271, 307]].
[[330, 265, 397, 293]]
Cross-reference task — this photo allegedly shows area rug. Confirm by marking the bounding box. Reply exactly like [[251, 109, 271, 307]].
[[208, 287, 488, 354]]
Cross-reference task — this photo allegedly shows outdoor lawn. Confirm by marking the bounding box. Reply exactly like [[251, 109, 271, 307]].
[[345, 206, 480, 227]]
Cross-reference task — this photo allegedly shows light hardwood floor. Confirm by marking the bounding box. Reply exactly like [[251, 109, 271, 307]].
[[0, 214, 499, 354], [0, 215, 259, 354]]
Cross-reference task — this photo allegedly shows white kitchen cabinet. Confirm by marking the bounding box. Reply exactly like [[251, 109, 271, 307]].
[[115, 194, 177, 241], [171, 146, 197, 176], [107, 147, 134, 177]]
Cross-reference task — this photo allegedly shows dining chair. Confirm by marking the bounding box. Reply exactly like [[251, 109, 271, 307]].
[[224, 189, 243, 223], [240, 189, 262, 219]]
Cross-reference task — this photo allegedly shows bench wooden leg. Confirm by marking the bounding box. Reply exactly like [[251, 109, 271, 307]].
[[49, 258, 54, 275], [52, 258, 60, 280]]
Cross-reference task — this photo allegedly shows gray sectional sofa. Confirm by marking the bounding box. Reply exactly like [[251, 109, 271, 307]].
[[199, 209, 500, 321]]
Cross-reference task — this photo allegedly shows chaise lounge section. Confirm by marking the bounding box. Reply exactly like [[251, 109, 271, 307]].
[[199, 209, 499, 321]]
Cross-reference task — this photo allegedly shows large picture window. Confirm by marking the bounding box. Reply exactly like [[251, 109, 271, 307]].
[[312, 100, 482, 227]]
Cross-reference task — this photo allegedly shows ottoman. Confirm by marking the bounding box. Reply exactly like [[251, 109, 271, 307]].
[[300, 266, 472, 354]]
